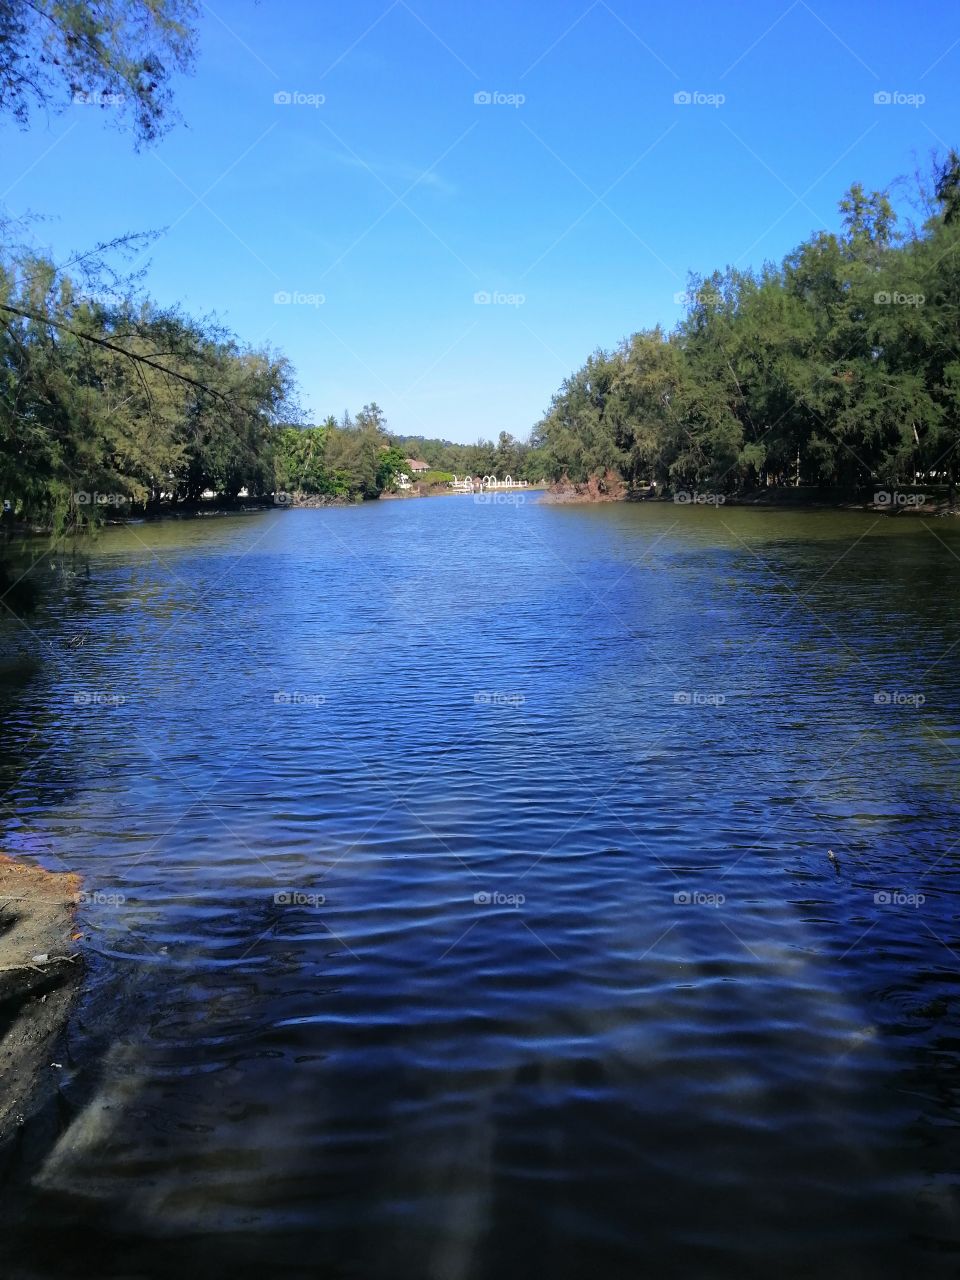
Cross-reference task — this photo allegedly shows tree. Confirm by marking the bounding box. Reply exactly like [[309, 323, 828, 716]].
[[376, 444, 407, 491], [533, 152, 960, 497], [0, 250, 296, 525], [933, 149, 960, 226], [273, 425, 331, 496], [0, 0, 198, 143]]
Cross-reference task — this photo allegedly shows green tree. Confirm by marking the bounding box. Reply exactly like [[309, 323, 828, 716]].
[[376, 444, 407, 491], [0, 0, 198, 143]]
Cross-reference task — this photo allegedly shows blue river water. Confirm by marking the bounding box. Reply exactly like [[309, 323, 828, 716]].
[[2, 496, 960, 1278]]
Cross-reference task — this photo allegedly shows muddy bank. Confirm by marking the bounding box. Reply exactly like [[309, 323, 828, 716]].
[[538, 471, 629, 504], [0, 855, 83, 1147]]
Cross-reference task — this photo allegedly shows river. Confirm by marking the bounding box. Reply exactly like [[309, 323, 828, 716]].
[[2, 497, 960, 1278]]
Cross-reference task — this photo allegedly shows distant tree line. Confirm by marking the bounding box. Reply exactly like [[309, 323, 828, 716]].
[[273, 423, 549, 500], [0, 245, 549, 526], [273, 407, 407, 501], [533, 153, 960, 496], [7, 150, 960, 530], [385, 431, 547, 483]]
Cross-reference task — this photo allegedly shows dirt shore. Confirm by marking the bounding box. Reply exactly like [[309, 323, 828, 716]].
[[0, 855, 83, 1147], [537, 471, 629, 504]]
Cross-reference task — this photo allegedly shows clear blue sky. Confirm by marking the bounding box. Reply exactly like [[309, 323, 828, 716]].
[[2, 0, 957, 442]]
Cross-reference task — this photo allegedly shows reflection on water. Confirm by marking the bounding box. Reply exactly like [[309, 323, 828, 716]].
[[3, 501, 960, 1279]]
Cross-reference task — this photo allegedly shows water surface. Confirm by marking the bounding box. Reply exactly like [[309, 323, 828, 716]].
[[3, 498, 960, 1278]]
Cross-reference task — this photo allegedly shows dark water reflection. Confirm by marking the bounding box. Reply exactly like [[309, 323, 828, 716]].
[[2, 499, 960, 1278]]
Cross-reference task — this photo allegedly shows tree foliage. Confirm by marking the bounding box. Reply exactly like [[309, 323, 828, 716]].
[[535, 154, 960, 495], [0, 0, 198, 143], [1, 249, 295, 526]]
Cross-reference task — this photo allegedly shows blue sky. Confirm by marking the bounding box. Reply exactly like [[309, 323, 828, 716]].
[[2, 0, 957, 442]]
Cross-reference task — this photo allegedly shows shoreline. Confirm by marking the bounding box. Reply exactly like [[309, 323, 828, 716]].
[[379, 484, 547, 501], [3, 485, 958, 536], [537, 480, 960, 516], [0, 855, 84, 1151]]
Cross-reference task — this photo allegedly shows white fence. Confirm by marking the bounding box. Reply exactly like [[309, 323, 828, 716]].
[[451, 475, 529, 492]]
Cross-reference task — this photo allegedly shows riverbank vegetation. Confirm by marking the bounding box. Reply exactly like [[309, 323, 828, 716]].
[[534, 155, 960, 498], [0, 248, 551, 526], [1, 247, 299, 526], [5, 153, 960, 533], [388, 431, 546, 484]]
